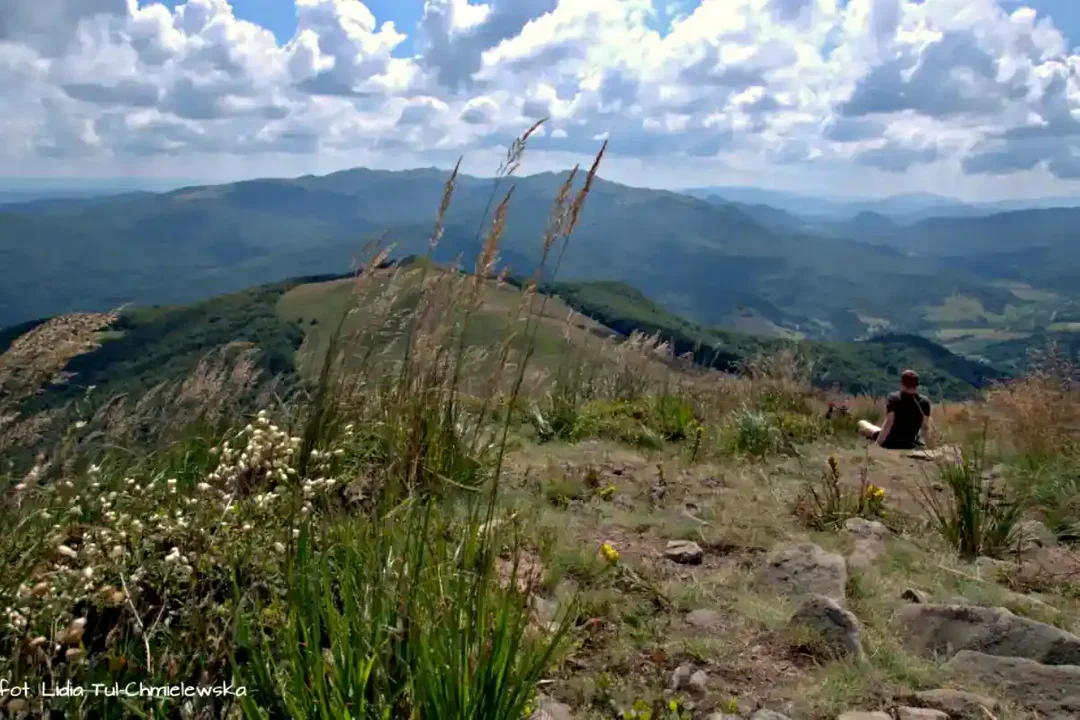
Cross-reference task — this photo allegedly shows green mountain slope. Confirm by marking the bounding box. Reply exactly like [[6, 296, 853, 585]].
[[0, 168, 1044, 342], [551, 280, 1005, 399], [1, 273, 1007, 439]]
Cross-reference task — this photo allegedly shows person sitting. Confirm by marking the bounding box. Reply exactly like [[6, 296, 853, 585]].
[[857, 369, 933, 450]]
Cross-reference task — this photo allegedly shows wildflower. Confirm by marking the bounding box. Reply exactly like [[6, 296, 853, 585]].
[[196, 482, 212, 493], [165, 547, 181, 564], [74, 420, 87, 429], [273, 542, 286, 554], [14, 483, 27, 492], [599, 543, 619, 565], [57, 545, 78, 559], [599, 484, 616, 500]]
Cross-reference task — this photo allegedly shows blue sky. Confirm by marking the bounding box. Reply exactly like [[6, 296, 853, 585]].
[[3, 0, 1080, 200], [152, 0, 1080, 50]]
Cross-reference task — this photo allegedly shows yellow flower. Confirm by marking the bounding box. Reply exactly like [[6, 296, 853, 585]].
[[599, 484, 616, 500], [599, 542, 619, 565]]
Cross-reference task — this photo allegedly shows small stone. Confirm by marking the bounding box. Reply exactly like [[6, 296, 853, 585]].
[[707, 715, 741, 720], [686, 608, 725, 631], [750, 711, 792, 720], [788, 594, 864, 661], [836, 713, 890, 720], [530, 696, 574, 720], [688, 669, 709, 696], [897, 709, 948, 720], [670, 664, 693, 690], [758, 542, 847, 602], [666, 540, 705, 565], [844, 517, 889, 541], [900, 689, 999, 719], [900, 588, 930, 604]]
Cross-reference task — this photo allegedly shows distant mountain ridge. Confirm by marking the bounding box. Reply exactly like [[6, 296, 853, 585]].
[[2, 166, 1079, 351], [686, 185, 1080, 223]]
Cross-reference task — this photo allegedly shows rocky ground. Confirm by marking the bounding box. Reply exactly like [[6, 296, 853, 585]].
[[506, 440, 1080, 720]]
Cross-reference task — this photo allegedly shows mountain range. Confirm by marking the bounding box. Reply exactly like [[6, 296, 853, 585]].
[[684, 186, 1080, 224], [2, 168, 1078, 364]]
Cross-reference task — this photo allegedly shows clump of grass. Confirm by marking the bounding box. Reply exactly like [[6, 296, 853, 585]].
[[236, 502, 574, 719], [915, 443, 1026, 559], [797, 453, 885, 530], [1011, 458, 1080, 543], [722, 406, 782, 458]]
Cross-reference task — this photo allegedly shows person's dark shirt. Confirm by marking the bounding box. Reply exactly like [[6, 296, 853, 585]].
[[883, 391, 931, 449]]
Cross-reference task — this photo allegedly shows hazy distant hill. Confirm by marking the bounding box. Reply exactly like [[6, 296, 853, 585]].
[[2, 168, 1078, 351]]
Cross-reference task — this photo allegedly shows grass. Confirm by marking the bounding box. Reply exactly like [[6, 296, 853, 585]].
[[915, 443, 1026, 560]]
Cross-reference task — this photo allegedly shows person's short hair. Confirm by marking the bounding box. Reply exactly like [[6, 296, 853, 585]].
[[900, 369, 920, 390]]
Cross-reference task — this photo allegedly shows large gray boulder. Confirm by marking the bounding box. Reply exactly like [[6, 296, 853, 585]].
[[892, 603, 1080, 664], [788, 594, 864, 662], [945, 651, 1080, 717], [758, 542, 847, 602]]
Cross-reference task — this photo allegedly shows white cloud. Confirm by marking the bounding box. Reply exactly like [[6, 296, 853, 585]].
[[0, 0, 1078, 198]]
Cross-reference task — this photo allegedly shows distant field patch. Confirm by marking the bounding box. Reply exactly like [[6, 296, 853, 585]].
[[991, 281, 1062, 303], [1048, 322, 1080, 332], [934, 328, 1029, 342], [923, 295, 991, 324]]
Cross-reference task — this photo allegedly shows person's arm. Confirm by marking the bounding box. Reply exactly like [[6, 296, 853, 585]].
[[876, 412, 895, 447]]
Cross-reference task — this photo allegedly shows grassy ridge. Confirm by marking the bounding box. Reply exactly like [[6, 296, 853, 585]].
[[550, 280, 1006, 399]]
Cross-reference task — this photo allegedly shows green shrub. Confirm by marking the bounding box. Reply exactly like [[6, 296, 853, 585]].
[[770, 410, 823, 445], [723, 406, 782, 458], [650, 393, 696, 441], [916, 445, 1026, 559]]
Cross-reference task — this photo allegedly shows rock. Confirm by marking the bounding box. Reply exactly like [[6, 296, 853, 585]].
[[897, 689, 999, 719], [788, 594, 864, 661], [670, 664, 692, 690], [670, 664, 708, 696], [688, 669, 709, 696], [686, 608, 725, 631], [707, 715, 741, 720], [1018, 520, 1056, 549], [893, 603, 1080, 664], [945, 651, 1080, 717], [845, 517, 890, 572], [666, 540, 704, 565], [897, 709, 948, 720], [844, 517, 889, 541], [530, 696, 574, 720], [758, 542, 847, 602], [900, 588, 931, 604], [750, 711, 792, 720], [836, 713, 890, 720]]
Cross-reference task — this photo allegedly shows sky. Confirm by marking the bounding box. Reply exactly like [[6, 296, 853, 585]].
[[1, 0, 1079, 200]]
